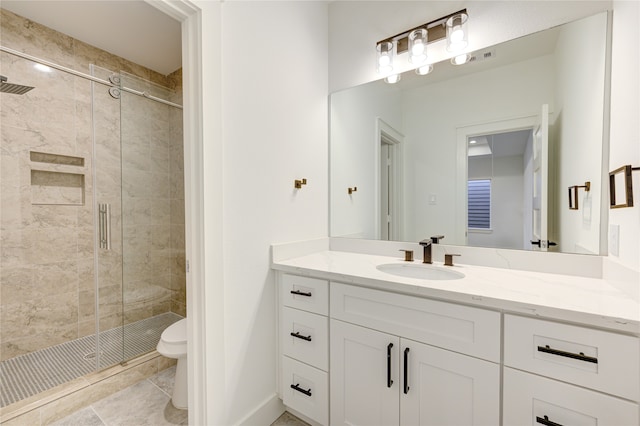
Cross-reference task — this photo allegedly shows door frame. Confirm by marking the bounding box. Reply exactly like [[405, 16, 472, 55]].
[[149, 1, 222, 424], [456, 115, 539, 246], [375, 118, 404, 240]]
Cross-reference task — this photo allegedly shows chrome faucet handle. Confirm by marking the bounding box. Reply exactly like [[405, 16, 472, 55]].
[[430, 235, 445, 244], [444, 254, 460, 266]]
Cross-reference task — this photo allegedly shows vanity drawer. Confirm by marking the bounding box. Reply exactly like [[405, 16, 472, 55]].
[[282, 356, 328, 426], [330, 282, 501, 362], [282, 307, 328, 371], [503, 367, 638, 426], [504, 314, 640, 401], [281, 274, 328, 316]]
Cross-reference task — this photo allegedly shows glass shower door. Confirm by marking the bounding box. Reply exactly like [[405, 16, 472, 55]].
[[90, 65, 126, 369], [118, 71, 183, 363]]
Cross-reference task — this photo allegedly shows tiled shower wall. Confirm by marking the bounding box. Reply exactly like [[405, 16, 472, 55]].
[[0, 8, 185, 361]]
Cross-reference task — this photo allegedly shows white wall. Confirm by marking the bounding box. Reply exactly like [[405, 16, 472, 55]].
[[553, 12, 608, 255], [192, 1, 329, 424], [468, 155, 525, 249], [330, 82, 402, 238], [220, 2, 328, 423], [608, 0, 640, 271]]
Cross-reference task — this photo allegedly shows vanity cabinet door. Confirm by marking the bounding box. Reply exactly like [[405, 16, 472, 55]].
[[330, 319, 400, 426], [503, 367, 639, 426], [400, 339, 500, 426]]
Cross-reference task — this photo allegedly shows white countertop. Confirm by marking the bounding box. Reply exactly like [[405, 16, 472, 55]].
[[272, 250, 640, 334]]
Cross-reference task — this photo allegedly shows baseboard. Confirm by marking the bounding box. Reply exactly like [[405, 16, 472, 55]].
[[237, 393, 285, 426]]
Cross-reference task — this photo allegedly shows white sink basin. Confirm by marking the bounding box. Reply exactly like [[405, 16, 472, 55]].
[[376, 263, 465, 281]]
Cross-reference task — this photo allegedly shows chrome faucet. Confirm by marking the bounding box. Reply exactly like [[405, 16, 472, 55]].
[[419, 235, 444, 264]]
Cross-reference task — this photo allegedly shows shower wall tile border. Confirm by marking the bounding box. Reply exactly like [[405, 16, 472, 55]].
[[0, 352, 174, 426]]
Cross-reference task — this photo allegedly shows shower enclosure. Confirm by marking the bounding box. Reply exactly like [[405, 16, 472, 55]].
[[0, 42, 185, 408]]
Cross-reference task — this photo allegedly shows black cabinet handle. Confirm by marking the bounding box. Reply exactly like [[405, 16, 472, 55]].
[[290, 290, 312, 297], [403, 347, 410, 394], [387, 343, 394, 388], [537, 345, 598, 364], [290, 383, 312, 397], [536, 415, 563, 426], [290, 331, 312, 342]]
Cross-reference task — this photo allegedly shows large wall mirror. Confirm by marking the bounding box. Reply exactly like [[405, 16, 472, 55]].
[[330, 11, 610, 254]]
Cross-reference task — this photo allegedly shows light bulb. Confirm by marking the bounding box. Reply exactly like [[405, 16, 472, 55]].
[[409, 28, 428, 64], [451, 54, 469, 65], [446, 13, 468, 53], [384, 74, 401, 84], [450, 28, 464, 44], [415, 64, 433, 75], [377, 41, 395, 74], [411, 42, 425, 56]]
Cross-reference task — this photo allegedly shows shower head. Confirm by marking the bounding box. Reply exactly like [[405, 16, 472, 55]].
[[0, 75, 35, 95]]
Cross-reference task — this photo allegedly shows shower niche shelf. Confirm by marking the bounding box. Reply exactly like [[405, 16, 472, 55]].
[[30, 151, 85, 167], [29, 151, 86, 206]]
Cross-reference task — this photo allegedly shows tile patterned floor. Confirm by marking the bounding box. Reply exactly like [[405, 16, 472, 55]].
[[51, 366, 309, 426], [271, 411, 310, 426], [50, 366, 187, 426]]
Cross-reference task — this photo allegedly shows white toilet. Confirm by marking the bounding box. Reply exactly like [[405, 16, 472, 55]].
[[157, 318, 187, 409]]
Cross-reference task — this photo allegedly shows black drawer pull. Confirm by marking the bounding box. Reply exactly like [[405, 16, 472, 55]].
[[290, 383, 312, 397], [537, 345, 598, 364], [290, 290, 312, 297], [403, 347, 410, 394], [290, 331, 312, 342], [387, 343, 394, 388], [536, 415, 563, 426]]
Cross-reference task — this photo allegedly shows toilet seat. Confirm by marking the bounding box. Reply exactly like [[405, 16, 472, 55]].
[[157, 318, 187, 358]]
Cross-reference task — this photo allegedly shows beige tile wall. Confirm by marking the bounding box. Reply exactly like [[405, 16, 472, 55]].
[[0, 8, 185, 361]]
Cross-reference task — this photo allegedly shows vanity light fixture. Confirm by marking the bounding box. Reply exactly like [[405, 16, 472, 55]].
[[376, 9, 468, 80]]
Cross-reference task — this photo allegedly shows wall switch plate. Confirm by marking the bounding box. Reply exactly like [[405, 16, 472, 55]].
[[609, 224, 620, 256]]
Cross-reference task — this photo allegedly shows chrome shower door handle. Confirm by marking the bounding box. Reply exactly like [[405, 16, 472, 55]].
[[98, 203, 111, 250]]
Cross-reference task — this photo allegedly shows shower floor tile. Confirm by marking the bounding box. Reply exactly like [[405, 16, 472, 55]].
[[0, 312, 182, 408]]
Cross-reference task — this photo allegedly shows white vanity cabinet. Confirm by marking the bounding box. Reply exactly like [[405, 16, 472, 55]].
[[329, 283, 501, 426], [330, 319, 500, 426], [503, 314, 640, 426], [276, 269, 639, 426], [279, 274, 329, 425]]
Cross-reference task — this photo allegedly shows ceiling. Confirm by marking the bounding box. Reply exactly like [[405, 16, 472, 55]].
[[1, 0, 182, 76], [469, 129, 532, 158]]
